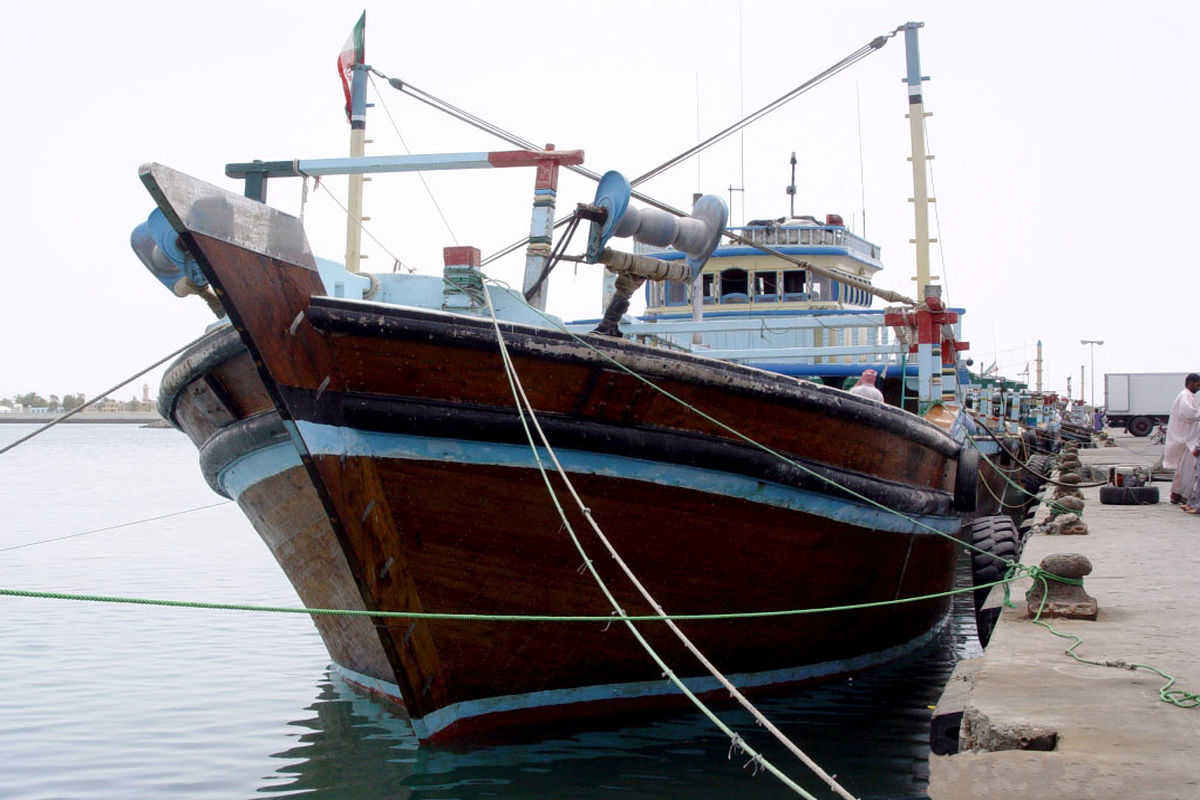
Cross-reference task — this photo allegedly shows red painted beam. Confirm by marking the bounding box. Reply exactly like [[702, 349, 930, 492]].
[[487, 149, 585, 169]]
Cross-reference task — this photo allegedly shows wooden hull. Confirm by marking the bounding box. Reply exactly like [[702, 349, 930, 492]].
[[160, 328, 393, 681], [145, 164, 970, 742]]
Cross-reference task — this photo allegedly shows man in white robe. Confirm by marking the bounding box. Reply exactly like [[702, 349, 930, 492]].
[[1164, 373, 1200, 504]]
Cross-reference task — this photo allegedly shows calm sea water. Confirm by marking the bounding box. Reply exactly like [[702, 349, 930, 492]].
[[0, 424, 980, 799]]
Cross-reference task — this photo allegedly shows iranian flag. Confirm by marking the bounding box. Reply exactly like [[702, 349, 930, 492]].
[[338, 12, 366, 120]]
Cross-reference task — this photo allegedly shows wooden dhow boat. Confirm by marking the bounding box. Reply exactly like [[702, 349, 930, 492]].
[[133, 20, 987, 742]]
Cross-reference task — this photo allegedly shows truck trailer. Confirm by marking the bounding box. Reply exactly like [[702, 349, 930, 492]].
[[1104, 372, 1190, 436]]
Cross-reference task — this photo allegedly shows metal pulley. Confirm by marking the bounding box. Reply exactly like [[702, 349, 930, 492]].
[[130, 208, 225, 316], [583, 171, 727, 278], [130, 208, 208, 294]]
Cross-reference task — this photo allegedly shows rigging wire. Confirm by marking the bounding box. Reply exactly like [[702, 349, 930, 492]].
[[370, 27, 901, 271], [0, 336, 209, 457], [629, 32, 897, 187], [924, 122, 950, 300], [367, 72, 460, 246], [0, 502, 231, 553], [307, 176, 411, 271]]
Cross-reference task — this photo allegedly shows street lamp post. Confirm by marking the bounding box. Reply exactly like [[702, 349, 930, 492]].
[[1081, 339, 1104, 407]]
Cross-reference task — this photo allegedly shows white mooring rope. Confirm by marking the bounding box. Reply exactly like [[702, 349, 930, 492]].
[[481, 284, 859, 800]]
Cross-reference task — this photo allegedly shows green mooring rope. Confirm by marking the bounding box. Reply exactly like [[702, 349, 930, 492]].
[[1025, 572, 1199, 710], [0, 577, 1009, 622]]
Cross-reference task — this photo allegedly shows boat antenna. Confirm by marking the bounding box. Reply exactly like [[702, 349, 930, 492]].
[[727, 184, 743, 225], [695, 72, 702, 194], [738, 0, 746, 226], [339, 12, 367, 274], [786, 151, 797, 218], [856, 82, 867, 238]]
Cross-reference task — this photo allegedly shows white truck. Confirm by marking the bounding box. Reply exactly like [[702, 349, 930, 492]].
[[1104, 372, 1190, 436]]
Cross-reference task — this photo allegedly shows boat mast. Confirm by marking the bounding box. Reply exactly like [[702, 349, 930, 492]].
[[902, 21, 934, 298], [887, 23, 965, 414], [1037, 340, 1044, 393], [343, 15, 368, 274]]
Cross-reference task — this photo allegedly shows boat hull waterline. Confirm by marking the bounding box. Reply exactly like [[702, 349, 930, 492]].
[[144, 162, 969, 742]]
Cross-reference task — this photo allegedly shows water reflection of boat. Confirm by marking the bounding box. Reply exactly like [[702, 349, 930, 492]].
[[136, 20, 983, 743], [265, 583, 976, 799]]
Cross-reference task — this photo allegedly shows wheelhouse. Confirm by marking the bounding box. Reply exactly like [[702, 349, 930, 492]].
[[641, 215, 884, 317]]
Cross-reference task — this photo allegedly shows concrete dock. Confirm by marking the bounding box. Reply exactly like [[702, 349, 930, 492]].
[[928, 432, 1200, 799]]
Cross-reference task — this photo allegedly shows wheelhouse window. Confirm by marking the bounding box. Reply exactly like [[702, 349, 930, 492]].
[[782, 269, 807, 301], [665, 279, 688, 306], [701, 273, 716, 304], [719, 268, 748, 303], [753, 271, 778, 302]]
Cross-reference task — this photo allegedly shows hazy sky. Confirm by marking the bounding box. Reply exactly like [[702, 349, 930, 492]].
[[1, 1, 1196, 406]]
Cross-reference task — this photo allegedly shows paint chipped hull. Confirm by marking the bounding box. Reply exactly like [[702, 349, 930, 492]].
[[146, 163, 969, 742]]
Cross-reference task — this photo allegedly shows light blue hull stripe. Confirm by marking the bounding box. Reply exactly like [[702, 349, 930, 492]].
[[217, 421, 960, 536], [220, 440, 303, 500], [334, 613, 949, 740]]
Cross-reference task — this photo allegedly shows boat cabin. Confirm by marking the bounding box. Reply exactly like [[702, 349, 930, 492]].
[[639, 215, 883, 317]]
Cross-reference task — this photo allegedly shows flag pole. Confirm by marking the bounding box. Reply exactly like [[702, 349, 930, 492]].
[[340, 13, 367, 274]]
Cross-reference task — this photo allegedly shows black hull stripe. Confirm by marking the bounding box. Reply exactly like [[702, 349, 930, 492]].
[[305, 298, 961, 459], [278, 387, 954, 518]]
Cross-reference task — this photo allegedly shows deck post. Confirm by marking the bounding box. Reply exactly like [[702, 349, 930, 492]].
[[522, 145, 564, 311]]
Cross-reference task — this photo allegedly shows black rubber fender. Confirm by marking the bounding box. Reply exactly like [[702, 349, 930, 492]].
[[964, 514, 1022, 646], [1098, 485, 1159, 505], [1020, 453, 1053, 496], [954, 446, 980, 513], [965, 515, 1020, 610]]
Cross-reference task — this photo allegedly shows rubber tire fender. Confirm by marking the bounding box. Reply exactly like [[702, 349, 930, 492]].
[[965, 515, 1021, 612], [1098, 485, 1159, 505], [954, 445, 980, 513], [1020, 453, 1053, 495]]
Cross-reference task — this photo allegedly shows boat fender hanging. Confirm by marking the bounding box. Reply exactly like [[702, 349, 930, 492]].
[[953, 445, 980, 513], [583, 171, 728, 276], [130, 207, 208, 296]]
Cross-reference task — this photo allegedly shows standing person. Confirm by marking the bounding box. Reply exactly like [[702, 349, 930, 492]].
[[1185, 443, 1200, 514], [1164, 373, 1200, 505], [848, 369, 884, 402]]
